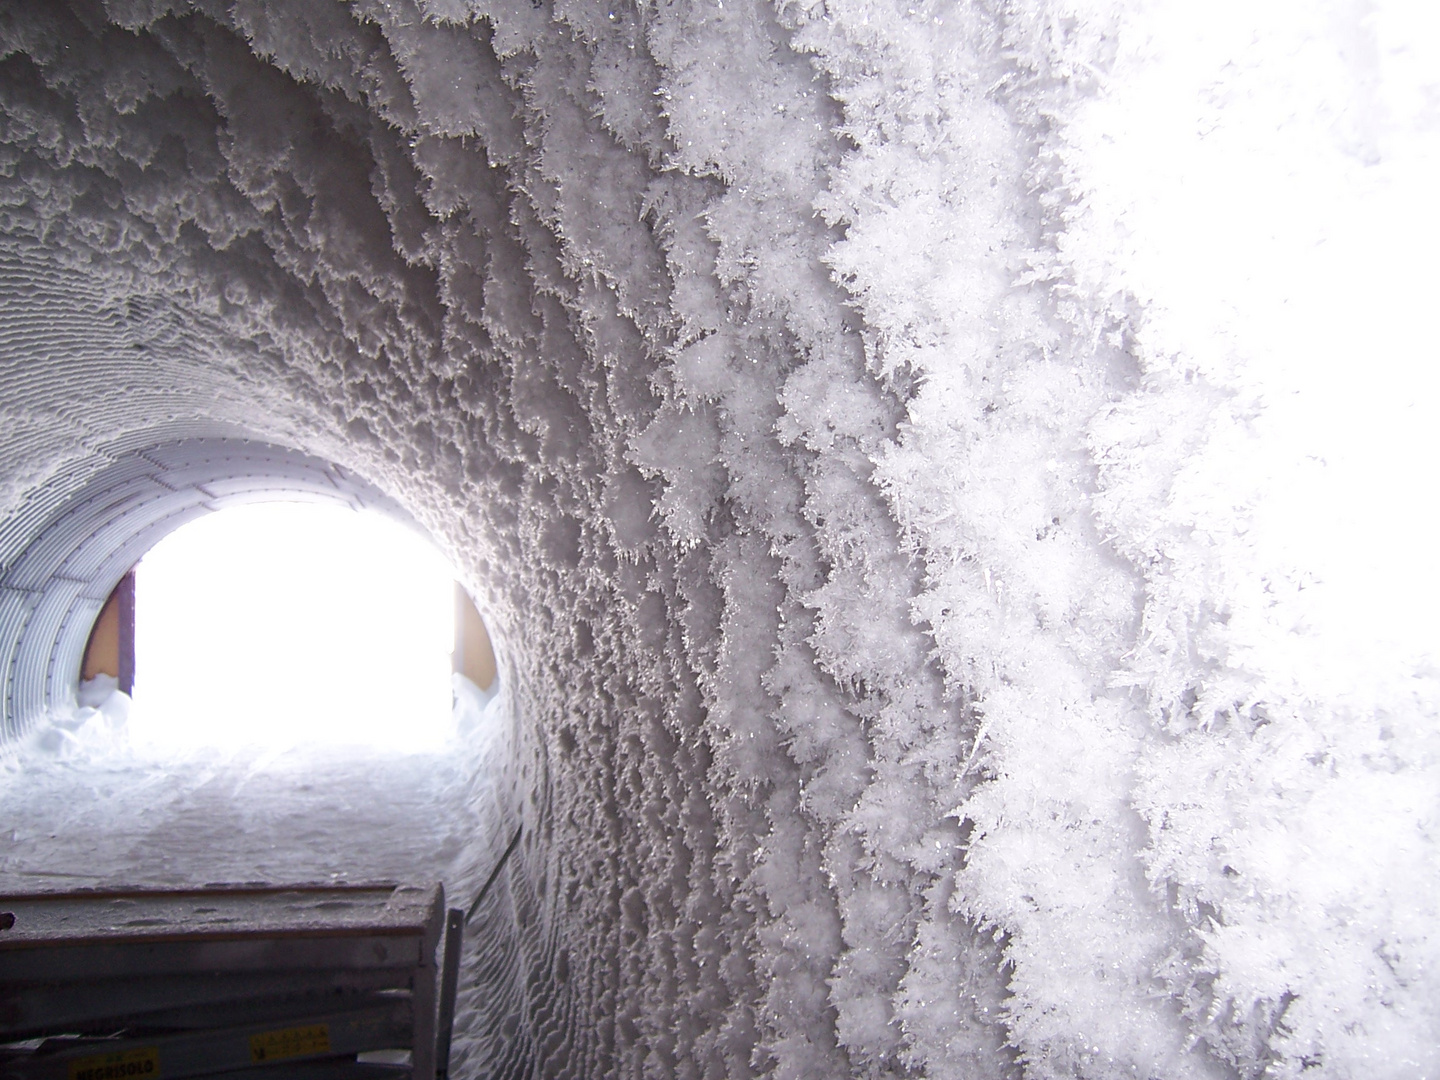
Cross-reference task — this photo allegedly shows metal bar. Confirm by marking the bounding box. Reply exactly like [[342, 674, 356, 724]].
[[433, 910, 464, 1080], [465, 825, 522, 924], [115, 570, 134, 695]]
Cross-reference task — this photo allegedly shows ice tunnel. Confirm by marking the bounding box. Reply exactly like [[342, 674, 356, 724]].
[[3, 1, 1439, 1078]]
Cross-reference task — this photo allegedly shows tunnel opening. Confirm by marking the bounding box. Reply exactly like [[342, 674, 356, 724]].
[[0, 432, 511, 826], [119, 500, 461, 754]]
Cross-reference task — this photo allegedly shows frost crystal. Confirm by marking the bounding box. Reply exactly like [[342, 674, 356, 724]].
[[1, 0, 1437, 1076]]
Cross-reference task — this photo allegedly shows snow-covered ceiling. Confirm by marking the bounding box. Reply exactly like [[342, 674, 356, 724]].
[[2, 1, 1438, 1077]]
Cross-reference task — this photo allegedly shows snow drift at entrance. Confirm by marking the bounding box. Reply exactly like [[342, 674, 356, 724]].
[[1, 0, 1437, 1077]]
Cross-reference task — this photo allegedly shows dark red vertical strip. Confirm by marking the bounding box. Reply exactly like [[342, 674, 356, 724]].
[[116, 569, 136, 696]]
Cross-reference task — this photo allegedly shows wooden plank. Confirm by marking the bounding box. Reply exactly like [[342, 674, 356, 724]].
[[434, 910, 463, 1080], [406, 889, 441, 1080], [0, 884, 440, 949], [0, 934, 425, 983], [0, 969, 409, 1040]]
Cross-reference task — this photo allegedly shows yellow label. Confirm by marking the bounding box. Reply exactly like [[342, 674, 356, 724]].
[[249, 1024, 331, 1063], [69, 1047, 160, 1080]]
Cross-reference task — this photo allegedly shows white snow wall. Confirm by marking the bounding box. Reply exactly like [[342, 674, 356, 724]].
[[2, 2, 1438, 1079]]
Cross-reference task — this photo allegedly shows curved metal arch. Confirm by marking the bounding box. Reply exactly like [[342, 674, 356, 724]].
[[0, 436, 406, 740]]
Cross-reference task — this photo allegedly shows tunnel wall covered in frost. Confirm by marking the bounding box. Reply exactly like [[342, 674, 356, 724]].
[[1, 1, 1438, 1078]]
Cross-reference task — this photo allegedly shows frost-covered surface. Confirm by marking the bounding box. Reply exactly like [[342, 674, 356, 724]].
[[1, 0, 1437, 1077]]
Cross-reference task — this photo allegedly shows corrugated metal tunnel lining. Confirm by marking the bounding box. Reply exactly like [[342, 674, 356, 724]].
[[0, 437, 403, 740], [0, 3, 556, 1070]]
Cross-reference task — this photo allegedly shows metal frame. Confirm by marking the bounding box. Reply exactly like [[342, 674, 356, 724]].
[[0, 882, 463, 1080]]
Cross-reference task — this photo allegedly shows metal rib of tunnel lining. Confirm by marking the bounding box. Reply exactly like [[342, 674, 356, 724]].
[[0, 436, 405, 740]]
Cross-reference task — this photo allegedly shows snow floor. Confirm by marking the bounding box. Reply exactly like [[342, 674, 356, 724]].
[[0, 681, 498, 906], [0, 746, 481, 895]]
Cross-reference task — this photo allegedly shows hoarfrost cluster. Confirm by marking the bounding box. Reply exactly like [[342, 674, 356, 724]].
[[0, 0, 1436, 1077]]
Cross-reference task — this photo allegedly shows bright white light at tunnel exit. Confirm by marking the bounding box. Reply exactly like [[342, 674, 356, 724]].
[[130, 502, 456, 753]]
